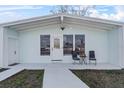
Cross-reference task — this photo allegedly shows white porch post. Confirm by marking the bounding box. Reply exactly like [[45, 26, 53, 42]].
[[121, 26, 124, 68], [0, 27, 4, 67], [0, 27, 8, 68], [118, 26, 124, 68]]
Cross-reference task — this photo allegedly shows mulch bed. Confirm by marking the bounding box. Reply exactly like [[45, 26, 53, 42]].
[[0, 70, 44, 88], [71, 69, 124, 88], [0, 68, 9, 72]]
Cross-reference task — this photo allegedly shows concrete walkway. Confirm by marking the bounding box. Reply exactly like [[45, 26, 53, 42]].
[[43, 67, 89, 88], [0, 63, 121, 88]]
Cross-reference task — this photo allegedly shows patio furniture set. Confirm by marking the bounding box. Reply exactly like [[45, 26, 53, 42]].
[[72, 50, 97, 65]]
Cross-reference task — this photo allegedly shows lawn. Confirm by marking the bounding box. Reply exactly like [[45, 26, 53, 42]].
[[0, 70, 44, 88], [71, 69, 124, 88]]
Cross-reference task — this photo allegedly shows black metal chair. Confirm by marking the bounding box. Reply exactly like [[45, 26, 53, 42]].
[[89, 51, 97, 65], [72, 51, 80, 64]]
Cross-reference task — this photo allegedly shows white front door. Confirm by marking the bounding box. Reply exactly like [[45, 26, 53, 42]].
[[51, 34, 63, 61], [8, 38, 18, 65]]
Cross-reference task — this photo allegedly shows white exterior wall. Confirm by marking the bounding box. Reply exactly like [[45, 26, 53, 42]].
[[108, 27, 124, 67], [7, 29, 19, 39], [19, 24, 109, 63]]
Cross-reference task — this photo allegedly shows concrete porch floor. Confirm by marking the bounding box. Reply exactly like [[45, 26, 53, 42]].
[[16, 63, 121, 70], [0, 63, 121, 88]]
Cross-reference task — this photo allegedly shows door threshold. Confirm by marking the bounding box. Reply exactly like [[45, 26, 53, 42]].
[[51, 60, 62, 61], [9, 63, 20, 66]]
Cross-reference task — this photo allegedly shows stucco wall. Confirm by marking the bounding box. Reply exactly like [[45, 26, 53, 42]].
[[19, 24, 109, 63]]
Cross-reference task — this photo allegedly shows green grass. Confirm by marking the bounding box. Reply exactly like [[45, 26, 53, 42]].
[[0, 70, 44, 88], [71, 69, 124, 88]]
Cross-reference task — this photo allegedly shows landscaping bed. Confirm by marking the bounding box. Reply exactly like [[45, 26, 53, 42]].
[[71, 69, 124, 88], [0, 70, 44, 88]]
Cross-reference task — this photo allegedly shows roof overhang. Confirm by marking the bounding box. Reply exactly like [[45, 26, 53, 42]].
[[1, 14, 124, 31]]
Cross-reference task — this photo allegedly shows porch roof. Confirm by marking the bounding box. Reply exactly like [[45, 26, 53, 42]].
[[1, 14, 124, 31]]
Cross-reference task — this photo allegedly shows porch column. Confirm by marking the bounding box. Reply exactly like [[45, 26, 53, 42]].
[[0, 27, 8, 68], [0, 27, 4, 67], [121, 26, 124, 68], [118, 26, 124, 68]]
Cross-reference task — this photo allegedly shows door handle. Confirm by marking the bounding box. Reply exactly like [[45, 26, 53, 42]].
[[14, 51, 16, 55]]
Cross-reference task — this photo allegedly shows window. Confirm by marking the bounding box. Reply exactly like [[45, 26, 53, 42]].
[[63, 35, 73, 55], [40, 35, 50, 55], [75, 35, 85, 54], [54, 38, 60, 49]]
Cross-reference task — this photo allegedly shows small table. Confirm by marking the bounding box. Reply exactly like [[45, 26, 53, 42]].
[[80, 55, 87, 64]]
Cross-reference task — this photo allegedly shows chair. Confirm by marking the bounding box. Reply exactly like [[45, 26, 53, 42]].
[[79, 49, 87, 64], [72, 51, 80, 64], [89, 51, 97, 65]]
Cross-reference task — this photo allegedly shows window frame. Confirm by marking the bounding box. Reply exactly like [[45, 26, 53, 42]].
[[40, 35, 50, 56], [75, 34, 85, 54], [63, 34, 73, 55]]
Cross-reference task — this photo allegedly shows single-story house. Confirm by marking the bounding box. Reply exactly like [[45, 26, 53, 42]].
[[0, 14, 124, 68]]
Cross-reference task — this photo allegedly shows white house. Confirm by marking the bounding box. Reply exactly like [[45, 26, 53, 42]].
[[0, 14, 124, 68]]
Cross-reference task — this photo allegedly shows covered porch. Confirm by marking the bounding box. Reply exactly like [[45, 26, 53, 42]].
[[0, 14, 124, 68]]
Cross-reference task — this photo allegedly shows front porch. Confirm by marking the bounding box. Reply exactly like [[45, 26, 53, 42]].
[[8, 63, 121, 70], [0, 14, 124, 68]]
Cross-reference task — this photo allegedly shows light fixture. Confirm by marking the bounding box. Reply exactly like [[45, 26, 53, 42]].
[[61, 27, 65, 30], [60, 15, 65, 31]]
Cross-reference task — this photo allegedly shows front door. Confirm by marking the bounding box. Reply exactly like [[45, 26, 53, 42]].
[[51, 34, 63, 61], [8, 38, 18, 65]]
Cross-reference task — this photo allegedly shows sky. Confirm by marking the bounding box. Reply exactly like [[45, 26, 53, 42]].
[[0, 5, 124, 23]]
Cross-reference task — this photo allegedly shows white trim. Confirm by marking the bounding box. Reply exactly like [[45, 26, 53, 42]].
[[1, 14, 60, 27], [60, 15, 64, 24], [63, 14, 124, 26], [0, 14, 123, 28]]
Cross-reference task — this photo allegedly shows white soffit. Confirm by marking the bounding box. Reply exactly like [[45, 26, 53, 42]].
[[1, 14, 123, 31]]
